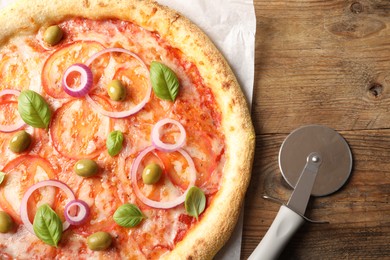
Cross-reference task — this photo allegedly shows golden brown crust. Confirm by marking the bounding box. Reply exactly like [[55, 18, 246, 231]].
[[0, 0, 255, 258]]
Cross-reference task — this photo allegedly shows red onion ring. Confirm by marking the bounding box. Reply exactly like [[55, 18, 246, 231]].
[[85, 47, 146, 68], [20, 180, 76, 235], [64, 199, 90, 225], [151, 118, 186, 152], [131, 146, 196, 209], [85, 48, 151, 118], [62, 63, 93, 97], [0, 89, 21, 97], [0, 89, 26, 132]]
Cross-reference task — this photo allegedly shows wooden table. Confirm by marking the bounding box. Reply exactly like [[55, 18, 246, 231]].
[[241, 0, 390, 259]]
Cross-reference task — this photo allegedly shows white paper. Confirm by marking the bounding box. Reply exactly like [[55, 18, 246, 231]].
[[0, 0, 256, 258], [0, 0, 8, 9], [157, 0, 256, 104]]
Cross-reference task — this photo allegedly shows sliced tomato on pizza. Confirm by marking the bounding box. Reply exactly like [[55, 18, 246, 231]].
[[69, 177, 121, 236], [42, 41, 105, 99], [0, 52, 29, 92], [0, 155, 57, 223], [50, 97, 112, 159]]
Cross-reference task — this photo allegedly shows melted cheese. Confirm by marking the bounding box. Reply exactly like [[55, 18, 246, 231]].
[[4, 168, 23, 213]]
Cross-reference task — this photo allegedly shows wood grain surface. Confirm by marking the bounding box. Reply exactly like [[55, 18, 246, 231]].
[[242, 0, 390, 259]]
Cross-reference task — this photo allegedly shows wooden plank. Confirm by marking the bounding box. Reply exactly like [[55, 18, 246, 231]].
[[242, 131, 390, 259], [252, 0, 390, 134]]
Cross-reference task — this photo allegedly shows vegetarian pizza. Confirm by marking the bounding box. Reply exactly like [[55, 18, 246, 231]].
[[0, 0, 255, 259]]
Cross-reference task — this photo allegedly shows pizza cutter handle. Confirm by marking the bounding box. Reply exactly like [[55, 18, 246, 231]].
[[248, 205, 305, 260]]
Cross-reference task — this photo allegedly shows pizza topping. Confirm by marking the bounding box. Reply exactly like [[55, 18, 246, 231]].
[[107, 79, 126, 101], [42, 41, 105, 99], [17, 90, 52, 129], [131, 146, 196, 209], [185, 186, 206, 220], [0, 211, 14, 233], [70, 177, 121, 236], [113, 203, 146, 228], [62, 63, 93, 97], [106, 130, 124, 157], [8, 130, 31, 154], [85, 93, 149, 119], [20, 180, 76, 235], [87, 231, 112, 251], [50, 98, 111, 159], [150, 61, 180, 101], [9, 130, 32, 153], [85, 47, 151, 118], [151, 118, 186, 152], [74, 159, 99, 178], [64, 199, 90, 225], [33, 204, 63, 247], [1, 155, 57, 224], [85, 47, 144, 67], [142, 163, 162, 185], [0, 89, 26, 133], [43, 25, 64, 46]]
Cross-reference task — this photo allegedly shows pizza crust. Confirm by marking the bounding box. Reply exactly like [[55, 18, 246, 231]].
[[0, 0, 255, 258]]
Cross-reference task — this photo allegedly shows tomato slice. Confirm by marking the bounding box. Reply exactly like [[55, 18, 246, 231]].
[[186, 131, 224, 191], [111, 66, 149, 108], [0, 101, 24, 166], [50, 97, 112, 159], [70, 177, 121, 236], [136, 151, 167, 201], [0, 101, 22, 127], [0, 155, 57, 223], [42, 41, 105, 98], [174, 214, 195, 244], [154, 150, 191, 191], [132, 149, 194, 205], [0, 52, 29, 92], [84, 52, 151, 115]]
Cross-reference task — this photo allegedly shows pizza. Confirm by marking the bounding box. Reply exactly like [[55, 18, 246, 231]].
[[0, 0, 255, 259]]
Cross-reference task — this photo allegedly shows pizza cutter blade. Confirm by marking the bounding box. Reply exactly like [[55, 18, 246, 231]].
[[248, 125, 353, 260]]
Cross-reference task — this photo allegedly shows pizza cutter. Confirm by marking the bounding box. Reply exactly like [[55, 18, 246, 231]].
[[248, 125, 353, 260]]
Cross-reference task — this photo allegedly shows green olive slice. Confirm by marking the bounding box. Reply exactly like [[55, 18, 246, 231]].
[[0, 211, 14, 233], [87, 231, 112, 251], [9, 130, 32, 153], [107, 80, 126, 101], [74, 159, 99, 177], [142, 163, 162, 185], [43, 25, 63, 46]]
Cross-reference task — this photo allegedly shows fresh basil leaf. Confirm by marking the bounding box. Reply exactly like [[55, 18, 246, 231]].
[[185, 186, 206, 220], [18, 90, 52, 129], [113, 203, 145, 227], [0, 172, 5, 185], [33, 204, 63, 247], [150, 61, 180, 101], [106, 130, 124, 157]]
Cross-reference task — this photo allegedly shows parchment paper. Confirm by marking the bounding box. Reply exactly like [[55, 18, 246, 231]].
[[0, 0, 256, 258], [156, 0, 256, 104]]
